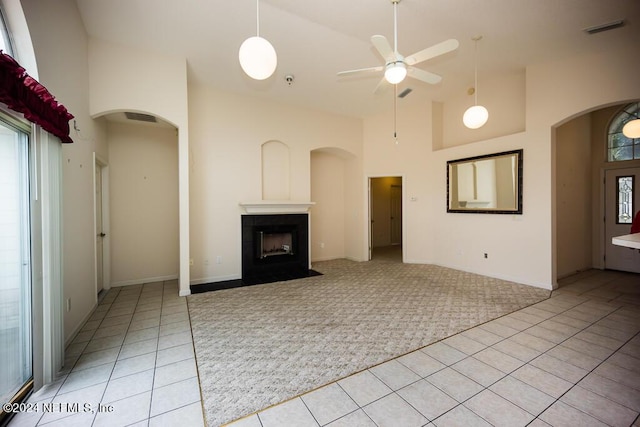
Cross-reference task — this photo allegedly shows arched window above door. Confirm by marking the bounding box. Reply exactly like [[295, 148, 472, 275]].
[[608, 102, 640, 162]]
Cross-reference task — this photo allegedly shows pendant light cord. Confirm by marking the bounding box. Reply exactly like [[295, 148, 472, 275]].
[[473, 39, 478, 105], [256, 0, 260, 36]]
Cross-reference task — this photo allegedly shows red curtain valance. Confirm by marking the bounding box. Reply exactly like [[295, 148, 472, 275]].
[[0, 50, 73, 143]]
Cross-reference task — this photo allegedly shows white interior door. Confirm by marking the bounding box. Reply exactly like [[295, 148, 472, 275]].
[[605, 167, 640, 273], [95, 161, 105, 293], [390, 185, 402, 245]]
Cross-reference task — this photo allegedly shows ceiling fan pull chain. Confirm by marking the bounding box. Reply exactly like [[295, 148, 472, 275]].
[[394, 84, 398, 144]]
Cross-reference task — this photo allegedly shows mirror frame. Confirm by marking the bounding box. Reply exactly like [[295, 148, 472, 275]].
[[447, 149, 523, 214]]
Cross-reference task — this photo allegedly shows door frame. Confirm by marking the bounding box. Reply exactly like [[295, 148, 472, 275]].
[[93, 153, 110, 296], [367, 175, 405, 261]]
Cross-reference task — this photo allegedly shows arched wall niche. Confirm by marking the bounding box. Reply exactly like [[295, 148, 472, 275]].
[[261, 140, 290, 200]]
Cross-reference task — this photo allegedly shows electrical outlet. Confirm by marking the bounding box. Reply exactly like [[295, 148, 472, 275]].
[[189, 258, 194, 266], [484, 253, 488, 259], [320, 242, 325, 249], [216, 256, 222, 264], [204, 259, 210, 266]]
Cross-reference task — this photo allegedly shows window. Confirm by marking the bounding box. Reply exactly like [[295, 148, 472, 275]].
[[0, 6, 12, 56], [616, 175, 634, 224], [608, 102, 640, 162]]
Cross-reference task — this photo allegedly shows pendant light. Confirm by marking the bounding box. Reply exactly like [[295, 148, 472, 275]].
[[622, 119, 640, 138], [463, 36, 489, 129], [239, 0, 277, 80]]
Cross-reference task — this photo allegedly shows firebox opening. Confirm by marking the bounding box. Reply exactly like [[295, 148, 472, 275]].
[[258, 231, 295, 259]]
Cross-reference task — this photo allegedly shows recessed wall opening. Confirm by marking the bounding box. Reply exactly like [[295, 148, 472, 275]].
[[369, 176, 403, 262]]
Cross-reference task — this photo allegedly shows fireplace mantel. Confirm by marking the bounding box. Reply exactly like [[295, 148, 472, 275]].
[[239, 201, 315, 215]]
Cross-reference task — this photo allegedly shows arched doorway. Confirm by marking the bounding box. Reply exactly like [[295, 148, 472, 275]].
[[555, 101, 640, 280]]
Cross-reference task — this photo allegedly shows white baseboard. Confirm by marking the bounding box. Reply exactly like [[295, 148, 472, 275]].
[[65, 301, 99, 347], [111, 274, 178, 287]]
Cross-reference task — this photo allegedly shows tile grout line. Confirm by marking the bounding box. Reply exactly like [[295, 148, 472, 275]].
[[90, 285, 145, 427]]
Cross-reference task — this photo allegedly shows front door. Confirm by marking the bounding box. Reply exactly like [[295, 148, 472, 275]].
[[605, 167, 640, 273]]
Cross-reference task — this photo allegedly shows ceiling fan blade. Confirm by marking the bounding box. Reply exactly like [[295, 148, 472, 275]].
[[374, 76, 390, 95], [407, 66, 442, 85], [337, 65, 384, 77], [405, 39, 460, 65], [371, 35, 395, 62]]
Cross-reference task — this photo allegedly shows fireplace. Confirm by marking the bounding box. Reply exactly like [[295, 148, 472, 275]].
[[241, 213, 311, 285]]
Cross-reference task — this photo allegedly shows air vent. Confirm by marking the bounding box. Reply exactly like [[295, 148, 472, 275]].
[[124, 112, 157, 123], [398, 88, 413, 98], [584, 19, 625, 35]]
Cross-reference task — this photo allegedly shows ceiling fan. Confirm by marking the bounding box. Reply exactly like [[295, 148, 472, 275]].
[[337, 0, 459, 93]]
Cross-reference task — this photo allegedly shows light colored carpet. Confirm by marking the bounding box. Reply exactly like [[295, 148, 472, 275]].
[[187, 259, 550, 426]]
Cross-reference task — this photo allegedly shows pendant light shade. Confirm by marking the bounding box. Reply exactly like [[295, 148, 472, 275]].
[[239, 36, 277, 80], [622, 119, 640, 139], [239, 0, 277, 80], [463, 105, 489, 129], [385, 62, 407, 84], [463, 36, 488, 129]]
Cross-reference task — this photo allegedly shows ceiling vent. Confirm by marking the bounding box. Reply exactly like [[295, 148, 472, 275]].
[[584, 19, 625, 35], [124, 112, 157, 123], [398, 88, 413, 98]]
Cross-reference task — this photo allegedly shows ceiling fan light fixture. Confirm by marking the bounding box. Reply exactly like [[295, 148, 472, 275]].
[[239, 36, 277, 80], [463, 105, 489, 129], [622, 119, 640, 139], [385, 62, 407, 84]]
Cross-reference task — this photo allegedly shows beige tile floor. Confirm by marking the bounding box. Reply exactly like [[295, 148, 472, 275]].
[[9, 280, 205, 427], [7, 269, 640, 427]]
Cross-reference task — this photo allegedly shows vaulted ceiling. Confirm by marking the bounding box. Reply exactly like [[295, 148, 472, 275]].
[[75, 0, 640, 118]]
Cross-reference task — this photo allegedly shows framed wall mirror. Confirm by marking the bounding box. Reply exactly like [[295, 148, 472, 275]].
[[447, 149, 523, 214]]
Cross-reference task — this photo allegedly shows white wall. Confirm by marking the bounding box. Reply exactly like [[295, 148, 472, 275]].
[[88, 38, 191, 295], [20, 0, 108, 339], [310, 150, 346, 261], [188, 83, 363, 284], [364, 96, 436, 264], [107, 121, 179, 285], [555, 114, 592, 278], [364, 44, 640, 289], [439, 70, 526, 148]]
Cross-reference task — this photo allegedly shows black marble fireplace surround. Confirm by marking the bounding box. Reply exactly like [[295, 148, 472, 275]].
[[241, 213, 311, 285], [190, 213, 320, 294]]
